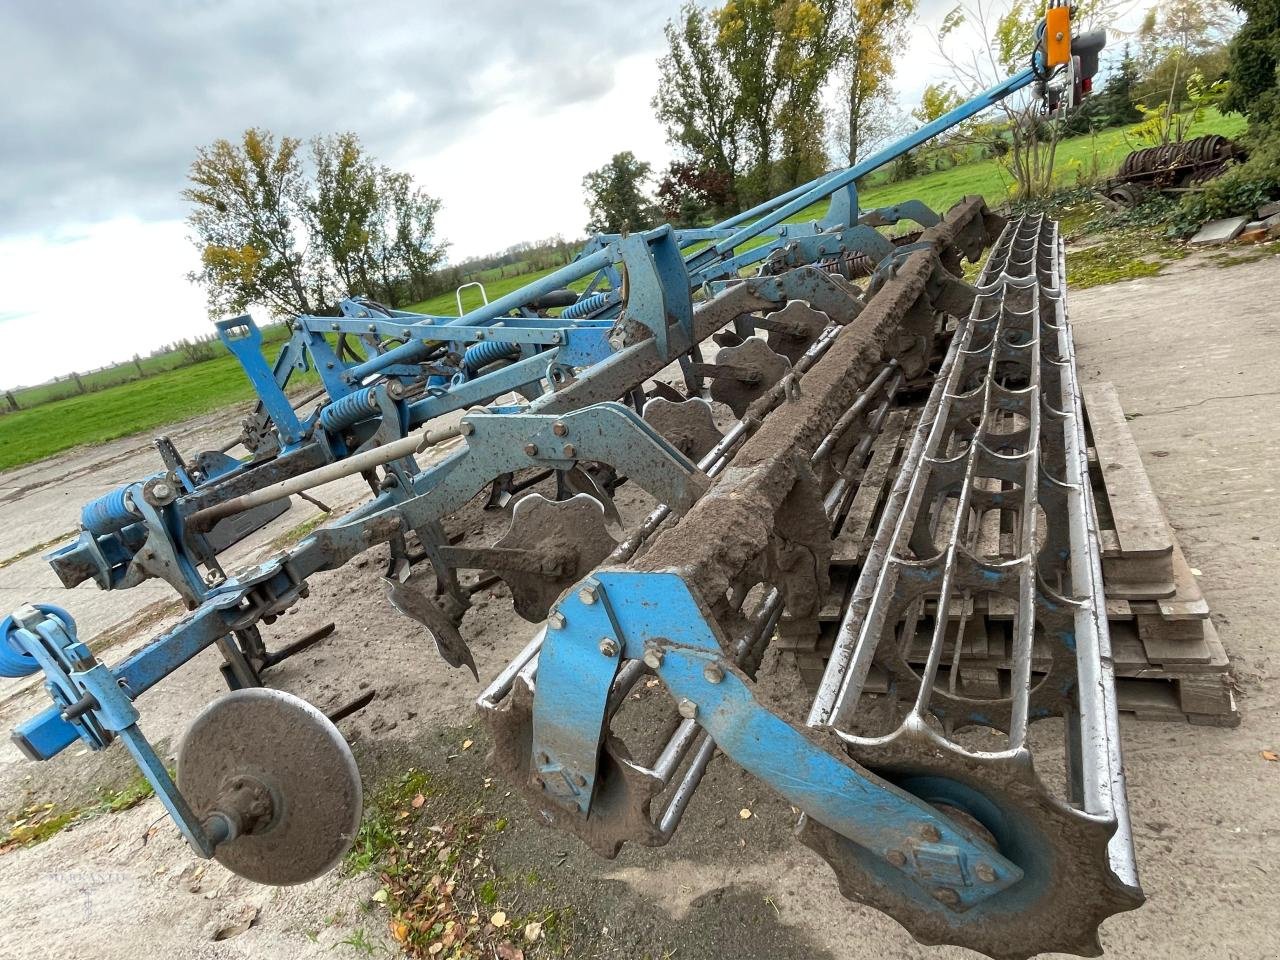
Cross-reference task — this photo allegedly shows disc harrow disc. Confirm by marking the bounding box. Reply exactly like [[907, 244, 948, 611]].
[[178, 688, 362, 885], [709, 337, 791, 418], [642, 396, 724, 461], [493, 493, 619, 621]]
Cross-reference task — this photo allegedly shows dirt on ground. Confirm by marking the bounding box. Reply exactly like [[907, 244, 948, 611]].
[[0, 250, 1277, 960]]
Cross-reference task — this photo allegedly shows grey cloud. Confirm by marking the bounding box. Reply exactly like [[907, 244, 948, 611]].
[[1, 0, 674, 236]]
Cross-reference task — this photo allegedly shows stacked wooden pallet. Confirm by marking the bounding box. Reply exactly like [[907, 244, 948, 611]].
[[776, 383, 1238, 727]]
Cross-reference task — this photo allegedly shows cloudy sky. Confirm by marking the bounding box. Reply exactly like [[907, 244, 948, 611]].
[[0, 0, 1139, 388]]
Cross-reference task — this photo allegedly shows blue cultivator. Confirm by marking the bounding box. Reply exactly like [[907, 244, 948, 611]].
[[5, 10, 1138, 958]]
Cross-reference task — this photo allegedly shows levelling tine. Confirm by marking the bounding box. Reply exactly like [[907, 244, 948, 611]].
[[262, 622, 337, 670]]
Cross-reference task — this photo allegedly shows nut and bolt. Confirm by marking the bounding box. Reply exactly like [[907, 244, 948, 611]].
[[643, 648, 664, 669], [974, 862, 997, 884], [677, 698, 698, 719], [368, 323, 377, 333], [552, 421, 568, 437], [563, 444, 577, 458], [578, 584, 597, 605], [460, 422, 475, 436], [548, 611, 565, 629], [574, 773, 587, 787], [933, 887, 961, 907], [885, 850, 907, 868], [536, 752, 550, 764], [330, 322, 340, 330], [598, 638, 619, 657], [524, 442, 539, 456], [918, 823, 942, 843], [152, 481, 173, 500], [703, 662, 724, 684], [532, 775, 545, 789]]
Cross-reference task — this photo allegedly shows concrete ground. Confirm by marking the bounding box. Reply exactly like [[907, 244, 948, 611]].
[[0, 250, 1277, 960]]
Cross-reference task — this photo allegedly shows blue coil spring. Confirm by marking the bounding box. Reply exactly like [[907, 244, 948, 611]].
[[81, 486, 137, 536], [463, 339, 520, 373], [0, 604, 76, 678], [319, 387, 380, 432], [560, 292, 611, 319]]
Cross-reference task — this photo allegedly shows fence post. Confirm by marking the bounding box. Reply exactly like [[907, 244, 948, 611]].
[[73, 372, 86, 394], [4, 391, 17, 412]]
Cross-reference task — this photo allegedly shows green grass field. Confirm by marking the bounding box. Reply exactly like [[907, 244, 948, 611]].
[[0, 109, 1247, 472]]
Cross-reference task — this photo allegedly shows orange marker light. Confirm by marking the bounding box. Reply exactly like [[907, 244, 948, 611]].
[[1045, 4, 1072, 67]]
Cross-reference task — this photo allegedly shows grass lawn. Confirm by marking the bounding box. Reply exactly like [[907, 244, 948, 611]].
[[0, 109, 1248, 471]]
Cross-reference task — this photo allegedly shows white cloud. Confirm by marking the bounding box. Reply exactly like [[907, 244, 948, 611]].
[[0, 220, 208, 388]]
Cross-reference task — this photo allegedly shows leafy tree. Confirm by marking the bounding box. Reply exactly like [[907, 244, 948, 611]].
[[837, 0, 918, 164], [656, 160, 736, 224], [653, 3, 744, 210], [185, 129, 446, 316], [654, 0, 841, 210], [582, 152, 660, 234], [1135, 0, 1237, 123], [185, 129, 317, 317], [913, 82, 965, 125], [1222, 0, 1280, 131]]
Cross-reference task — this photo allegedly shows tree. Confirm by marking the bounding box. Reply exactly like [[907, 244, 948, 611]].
[[653, 0, 841, 211], [1136, 0, 1238, 129], [185, 129, 317, 317], [653, 3, 744, 210], [185, 129, 446, 317], [582, 152, 660, 234], [838, 0, 918, 165], [656, 160, 736, 224], [1222, 0, 1279, 131]]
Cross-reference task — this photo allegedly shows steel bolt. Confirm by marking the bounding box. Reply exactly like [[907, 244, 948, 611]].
[[919, 823, 942, 843], [537, 752, 550, 764], [886, 850, 907, 868], [524, 442, 539, 457], [553, 421, 568, 437], [933, 887, 960, 907], [643, 648, 664, 669], [532, 775, 545, 789], [461, 422, 475, 436], [367, 323, 376, 333], [330, 322, 340, 331], [578, 585, 597, 605], [703, 662, 724, 684], [152, 481, 173, 501], [598, 638, 619, 657], [974, 862, 997, 884], [677, 698, 698, 719], [574, 773, 587, 787], [548, 611, 566, 629], [563, 443, 577, 458]]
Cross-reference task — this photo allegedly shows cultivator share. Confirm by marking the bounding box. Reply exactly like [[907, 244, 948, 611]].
[[3, 10, 1137, 959]]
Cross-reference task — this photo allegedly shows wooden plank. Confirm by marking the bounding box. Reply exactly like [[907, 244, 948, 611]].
[[1083, 382, 1174, 562], [1157, 540, 1210, 620], [831, 409, 908, 565]]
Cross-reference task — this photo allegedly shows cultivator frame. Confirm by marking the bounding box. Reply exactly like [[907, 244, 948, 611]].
[[4, 11, 1139, 958]]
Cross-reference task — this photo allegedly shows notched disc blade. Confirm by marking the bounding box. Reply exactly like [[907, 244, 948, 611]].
[[709, 337, 791, 418], [642, 396, 724, 462], [494, 493, 619, 622], [177, 688, 362, 886], [764, 300, 829, 363]]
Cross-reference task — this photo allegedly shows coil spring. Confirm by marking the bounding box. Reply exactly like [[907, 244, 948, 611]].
[[560, 292, 611, 319], [463, 339, 521, 373], [81, 486, 138, 536], [0, 604, 76, 679], [319, 387, 380, 432]]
